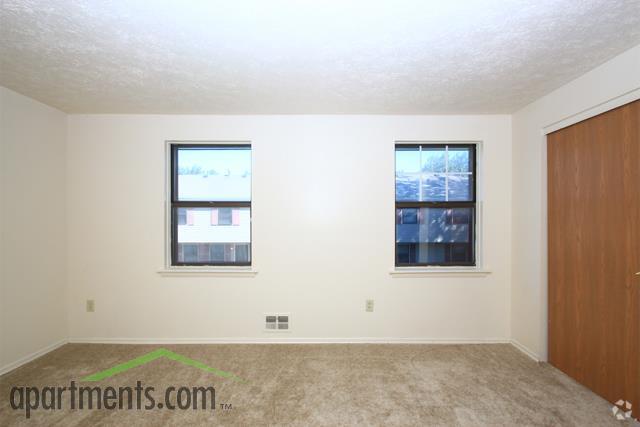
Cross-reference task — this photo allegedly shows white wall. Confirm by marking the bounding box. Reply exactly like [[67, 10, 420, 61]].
[[0, 87, 67, 372], [2, 41, 638, 365], [5, 41, 638, 361], [66, 114, 512, 342], [511, 44, 640, 360]]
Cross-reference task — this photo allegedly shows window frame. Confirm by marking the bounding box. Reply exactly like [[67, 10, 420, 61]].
[[169, 142, 252, 267], [394, 142, 477, 268]]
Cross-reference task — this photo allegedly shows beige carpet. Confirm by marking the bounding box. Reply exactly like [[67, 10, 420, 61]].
[[0, 343, 635, 426]]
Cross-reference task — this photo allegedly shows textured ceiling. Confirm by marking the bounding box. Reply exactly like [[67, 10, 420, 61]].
[[1, 0, 640, 114]]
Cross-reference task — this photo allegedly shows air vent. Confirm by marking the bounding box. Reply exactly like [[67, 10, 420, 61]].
[[265, 313, 290, 332], [265, 315, 277, 330]]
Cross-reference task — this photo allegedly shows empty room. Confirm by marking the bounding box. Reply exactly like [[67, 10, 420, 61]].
[[1, 1, 639, 425]]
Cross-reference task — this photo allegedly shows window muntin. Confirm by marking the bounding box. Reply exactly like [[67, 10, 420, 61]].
[[171, 144, 251, 266], [395, 144, 476, 267]]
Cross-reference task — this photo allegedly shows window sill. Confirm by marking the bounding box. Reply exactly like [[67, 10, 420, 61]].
[[157, 267, 258, 277], [389, 267, 491, 278]]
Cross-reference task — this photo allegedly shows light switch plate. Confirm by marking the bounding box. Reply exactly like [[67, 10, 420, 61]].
[[86, 299, 95, 312]]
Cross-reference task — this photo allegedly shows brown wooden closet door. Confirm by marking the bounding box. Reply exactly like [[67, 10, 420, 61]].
[[548, 99, 639, 418]]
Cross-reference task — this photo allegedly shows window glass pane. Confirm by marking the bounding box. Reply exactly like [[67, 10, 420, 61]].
[[396, 145, 475, 202], [452, 208, 471, 224], [447, 147, 471, 173], [176, 207, 250, 264], [422, 173, 446, 201], [396, 207, 474, 265], [447, 174, 472, 201], [395, 147, 420, 201], [177, 146, 251, 201], [396, 174, 420, 201], [422, 147, 446, 173], [395, 147, 420, 174]]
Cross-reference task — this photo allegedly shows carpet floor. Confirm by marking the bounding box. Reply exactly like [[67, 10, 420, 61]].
[[0, 343, 636, 426]]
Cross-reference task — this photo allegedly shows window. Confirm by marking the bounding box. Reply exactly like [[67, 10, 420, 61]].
[[395, 144, 476, 266], [217, 208, 233, 226], [171, 144, 251, 266]]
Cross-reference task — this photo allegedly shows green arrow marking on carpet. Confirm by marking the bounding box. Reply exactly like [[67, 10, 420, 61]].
[[81, 348, 244, 382]]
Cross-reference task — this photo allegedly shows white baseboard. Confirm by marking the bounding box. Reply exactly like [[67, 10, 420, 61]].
[[510, 339, 541, 362], [68, 337, 510, 345], [0, 339, 67, 376]]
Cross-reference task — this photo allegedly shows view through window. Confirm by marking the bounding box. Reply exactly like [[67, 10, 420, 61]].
[[395, 144, 476, 266], [171, 144, 251, 266]]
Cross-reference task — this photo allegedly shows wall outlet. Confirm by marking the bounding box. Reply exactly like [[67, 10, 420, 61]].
[[86, 299, 95, 313], [365, 299, 374, 312]]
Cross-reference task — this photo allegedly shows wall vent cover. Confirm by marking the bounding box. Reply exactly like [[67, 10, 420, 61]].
[[265, 314, 289, 332]]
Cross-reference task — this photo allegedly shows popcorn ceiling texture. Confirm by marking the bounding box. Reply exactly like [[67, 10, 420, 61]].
[[1, 0, 639, 114]]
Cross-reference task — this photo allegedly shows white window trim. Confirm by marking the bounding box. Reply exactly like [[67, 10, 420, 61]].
[[158, 140, 258, 277], [389, 267, 491, 277], [158, 266, 258, 277], [391, 140, 488, 276]]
